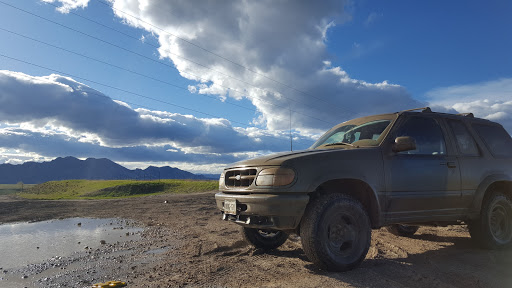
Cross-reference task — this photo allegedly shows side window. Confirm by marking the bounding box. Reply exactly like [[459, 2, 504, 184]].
[[394, 116, 446, 155], [322, 125, 355, 144], [472, 124, 512, 158], [447, 120, 479, 156]]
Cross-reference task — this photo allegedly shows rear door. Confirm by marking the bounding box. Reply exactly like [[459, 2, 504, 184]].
[[445, 119, 482, 211], [383, 115, 461, 222]]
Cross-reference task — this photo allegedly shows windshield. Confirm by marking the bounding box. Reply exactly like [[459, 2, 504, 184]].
[[311, 119, 392, 149]]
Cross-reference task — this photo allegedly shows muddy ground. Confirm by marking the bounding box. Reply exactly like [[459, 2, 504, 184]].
[[1, 192, 511, 288]]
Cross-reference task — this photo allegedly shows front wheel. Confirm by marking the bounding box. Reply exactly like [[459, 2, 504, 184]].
[[469, 193, 512, 249], [300, 194, 371, 271], [241, 227, 289, 250]]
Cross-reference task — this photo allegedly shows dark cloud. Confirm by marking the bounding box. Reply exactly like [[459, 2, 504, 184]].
[[0, 128, 242, 164], [0, 71, 312, 154]]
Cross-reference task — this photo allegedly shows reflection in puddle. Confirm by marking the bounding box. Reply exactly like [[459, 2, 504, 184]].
[[0, 218, 142, 269]]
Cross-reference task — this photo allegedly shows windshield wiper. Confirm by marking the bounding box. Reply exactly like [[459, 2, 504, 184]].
[[323, 142, 355, 147]]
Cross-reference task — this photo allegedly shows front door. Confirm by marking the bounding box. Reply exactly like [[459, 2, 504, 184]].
[[383, 116, 461, 222]]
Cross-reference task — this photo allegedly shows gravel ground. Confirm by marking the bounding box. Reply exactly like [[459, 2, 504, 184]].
[[1, 192, 512, 288]]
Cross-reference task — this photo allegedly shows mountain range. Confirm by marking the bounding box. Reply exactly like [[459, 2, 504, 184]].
[[0, 156, 219, 184]]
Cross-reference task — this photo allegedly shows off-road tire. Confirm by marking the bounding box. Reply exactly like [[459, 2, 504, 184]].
[[241, 227, 289, 250], [300, 194, 371, 271], [386, 224, 419, 237], [468, 193, 512, 249]]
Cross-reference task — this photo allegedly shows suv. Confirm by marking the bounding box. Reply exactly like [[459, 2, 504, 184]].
[[215, 107, 512, 271]]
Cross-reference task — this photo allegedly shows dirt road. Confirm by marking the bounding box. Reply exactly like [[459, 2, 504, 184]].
[[1, 192, 511, 287]]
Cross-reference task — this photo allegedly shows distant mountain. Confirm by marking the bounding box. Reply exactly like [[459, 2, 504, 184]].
[[0, 156, 219, 184]]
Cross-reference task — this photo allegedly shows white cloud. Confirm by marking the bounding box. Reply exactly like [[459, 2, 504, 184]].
[[103, 0, 422, 136], [425, 78, 512, 106], [0, 70, 302, 153], [39, 1, 425, 133], [426, 78, 512, 133], [364, 12, 383, 27], [118, 161, 224, 174], [41, 0, 90, 13], [0, 148, 54, 165], [452, 100, 512, 133], [38, 0, 507, 171], [0, 70, 316, 170]]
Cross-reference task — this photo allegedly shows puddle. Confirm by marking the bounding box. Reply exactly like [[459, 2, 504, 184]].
[[0, 218, 143, 269]]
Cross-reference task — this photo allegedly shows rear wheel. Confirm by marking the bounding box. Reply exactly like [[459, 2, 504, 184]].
[[241, 227, 289, 250], [469, 193, 512, 249], [387, 224, 419, 237], [300, 194, 371, 271]]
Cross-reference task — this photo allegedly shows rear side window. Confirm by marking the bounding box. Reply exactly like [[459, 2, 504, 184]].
[[472, 124, 512, 158], [447, 120, 479, 156]]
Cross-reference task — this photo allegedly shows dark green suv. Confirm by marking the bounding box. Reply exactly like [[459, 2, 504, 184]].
[[215, 107, 512, 271]]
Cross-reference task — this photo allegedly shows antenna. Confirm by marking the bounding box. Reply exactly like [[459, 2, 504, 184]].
[[289, 108, 293, 151]]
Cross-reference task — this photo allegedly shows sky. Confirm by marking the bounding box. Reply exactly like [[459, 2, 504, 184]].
[[0, 0, 511, 174]]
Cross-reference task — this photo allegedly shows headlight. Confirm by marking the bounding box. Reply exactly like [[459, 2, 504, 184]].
[[255, 167, 295, 186], [218, 172, 225, 188]]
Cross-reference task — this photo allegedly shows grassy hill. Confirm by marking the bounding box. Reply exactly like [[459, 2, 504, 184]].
[[19, 179, 218, 200]]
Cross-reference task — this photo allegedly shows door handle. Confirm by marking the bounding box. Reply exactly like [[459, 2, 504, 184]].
[[440, 161, 457, 168]]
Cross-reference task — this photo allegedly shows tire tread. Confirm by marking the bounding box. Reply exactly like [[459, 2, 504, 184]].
[[300, 193, 371, 271]]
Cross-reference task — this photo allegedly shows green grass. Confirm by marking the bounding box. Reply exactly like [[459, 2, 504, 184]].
[[18, 179, 218, 200], [0, 184, 36, 195]]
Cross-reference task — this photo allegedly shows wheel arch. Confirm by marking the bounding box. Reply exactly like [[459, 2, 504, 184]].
[[308, 178, 383, 229], [472, 174, 512, 214]]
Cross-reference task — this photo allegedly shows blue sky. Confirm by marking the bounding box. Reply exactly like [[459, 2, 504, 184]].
[[0, 0, 511, 173], [328, 0, 512, 97]]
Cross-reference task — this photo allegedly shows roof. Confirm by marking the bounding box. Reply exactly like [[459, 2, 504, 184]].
[[396, 107, 496, 125]]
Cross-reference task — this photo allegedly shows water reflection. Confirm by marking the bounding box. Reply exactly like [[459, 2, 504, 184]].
[[0, 218, 142, 269]]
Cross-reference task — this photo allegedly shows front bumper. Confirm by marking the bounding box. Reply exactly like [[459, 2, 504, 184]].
[[215, 192, 309, 230]]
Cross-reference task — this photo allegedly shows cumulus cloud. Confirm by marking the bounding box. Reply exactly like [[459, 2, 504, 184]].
[[100, 0, 423, 135], [0, 70, 316, 170], [0, 148, 54, 165], [0, 70, 310, 154], [0, 127, 241, 165], [40, 0, 425, 132], [426, 78, 512, 133], [36, 0, 511, 171], [41, 0, 90, 13]]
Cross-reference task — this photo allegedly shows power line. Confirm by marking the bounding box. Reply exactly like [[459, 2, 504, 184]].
[[0, 53, 308, 148], [1, 0, 337, 126], [0, 54, 242, 125], [0, 27, 258, 114], [93, 0, 353, 114]]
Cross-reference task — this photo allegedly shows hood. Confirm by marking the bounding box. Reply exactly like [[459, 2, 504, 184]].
[[226, 148, 350, 168]]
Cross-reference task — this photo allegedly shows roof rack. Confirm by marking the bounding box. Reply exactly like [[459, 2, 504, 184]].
[[400, 107, 432, 113], [457, 113, 474, 118]]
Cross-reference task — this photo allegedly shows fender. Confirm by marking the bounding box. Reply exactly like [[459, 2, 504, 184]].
[[307, 174, 384, 228], [470, 174, 512, 214]]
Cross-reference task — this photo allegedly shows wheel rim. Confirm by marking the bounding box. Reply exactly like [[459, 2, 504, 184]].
[[489, 200, 512, 244], [324, 212, 363, 260]]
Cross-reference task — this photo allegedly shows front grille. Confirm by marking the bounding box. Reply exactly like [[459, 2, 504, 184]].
[[225, 169, 257, 187]]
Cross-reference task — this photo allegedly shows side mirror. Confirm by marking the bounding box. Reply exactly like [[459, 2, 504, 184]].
[[393, 136, 416, 153]]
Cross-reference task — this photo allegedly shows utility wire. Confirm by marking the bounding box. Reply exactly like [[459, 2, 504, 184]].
[[93, 0, 353, 114], [0, 53, 309, 148], [0, 27, 257, 114], [0, 53, 249, 127], [1, 0, 336, 126]]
